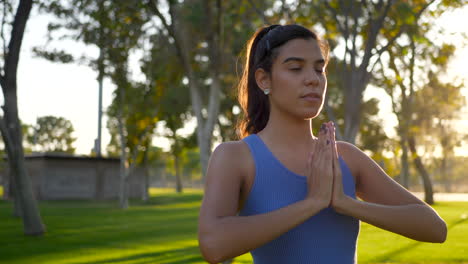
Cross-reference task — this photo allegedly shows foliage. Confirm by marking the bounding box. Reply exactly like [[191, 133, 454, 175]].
[[24, 116, 76, 154], [36, 0, 468, 186]]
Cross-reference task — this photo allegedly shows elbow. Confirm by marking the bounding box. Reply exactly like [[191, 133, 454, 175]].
[[423, 216, 447, 243], [433, 219, 447, 243], [198, 233, 227, 264]]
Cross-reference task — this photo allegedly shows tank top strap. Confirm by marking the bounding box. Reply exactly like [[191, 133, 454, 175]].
[[242, 134, 272, 172]]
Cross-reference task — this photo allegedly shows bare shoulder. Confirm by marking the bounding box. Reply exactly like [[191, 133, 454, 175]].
[[206, 140, 254, 189], [336, 140, 360, 155], [210, 140, 253, 175], [200, 140, 254, 220], [212, 140, 251, 159]]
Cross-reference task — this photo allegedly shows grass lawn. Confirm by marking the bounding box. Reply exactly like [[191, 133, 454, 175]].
[[0, 188, 467, 264]]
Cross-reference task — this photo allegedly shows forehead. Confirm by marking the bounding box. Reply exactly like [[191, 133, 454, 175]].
[[275, 38, 324, 62]]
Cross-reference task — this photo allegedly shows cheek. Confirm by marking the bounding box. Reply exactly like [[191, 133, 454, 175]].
[[271, 70, 297, 90], [321, 76, 328, 91]]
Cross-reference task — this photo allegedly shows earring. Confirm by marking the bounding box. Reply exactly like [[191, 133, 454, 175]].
[[264, 88, 270, 95]]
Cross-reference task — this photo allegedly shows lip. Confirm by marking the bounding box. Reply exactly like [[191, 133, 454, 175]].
[[300, 92, 322, 102]]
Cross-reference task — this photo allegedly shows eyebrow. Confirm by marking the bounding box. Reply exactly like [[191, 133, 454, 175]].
[[282, 57, 325, 65]]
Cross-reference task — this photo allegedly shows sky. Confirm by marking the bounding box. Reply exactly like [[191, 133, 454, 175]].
[[9, 4, 468, 156]]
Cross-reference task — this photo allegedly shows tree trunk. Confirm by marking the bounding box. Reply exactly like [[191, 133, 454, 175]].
[[0, 0, 45, 236], [0, 112, 45, 233], [400, 137, 410, 188], [7, 167, 22, 217], [117, 90, 129, 209], [151, 1, 221, 178], [142, 148, 149, 201], [342, 70, 369, 143], [440, 156, 450, 192], [174, 154, 183, 193], [440, 137, 452, 192], [408, 136, 434, 204]]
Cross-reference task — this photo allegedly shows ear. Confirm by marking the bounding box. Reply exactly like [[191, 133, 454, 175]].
[[254, 68, 271, 92]]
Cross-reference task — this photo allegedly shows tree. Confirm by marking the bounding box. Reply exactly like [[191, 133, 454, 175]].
[[104, 1, 151, 209], [413, 73, 465, 192], [306, 0, 442, 143], [37, 0, 109, 157], [139, 29, 193, 193], [25, 116, 76, 153], [0, 0, 45, 235], [41, 0, 152, 208], [160, 107, 193, 193], [374, 4, 464, 203], [148, 0, 225, 177], [250, 0, 464, 144]]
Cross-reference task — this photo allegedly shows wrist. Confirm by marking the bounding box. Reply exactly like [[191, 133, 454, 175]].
[[333, 195, 356, 215], [305, 196, 329, 212]]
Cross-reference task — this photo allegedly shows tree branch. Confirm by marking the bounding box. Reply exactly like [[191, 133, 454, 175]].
[[350, 2, 360, 71], [148, 0, 193, 80], [245, 0, 270, 25], [373, 0, 436, 59], [323, 0, 347, 38], [0, 114, 14, 156], [4, 0, 32, 89], [359, 0, 394, 72], [0, 0, 9, 78], [324, 96, 343, 140]]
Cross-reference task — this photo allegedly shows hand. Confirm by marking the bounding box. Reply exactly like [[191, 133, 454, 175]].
[[328, 122, 347, 211], [306, 122, 334, 209]]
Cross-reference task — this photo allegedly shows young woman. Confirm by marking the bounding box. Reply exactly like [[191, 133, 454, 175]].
[[198, 24, 446, 264]]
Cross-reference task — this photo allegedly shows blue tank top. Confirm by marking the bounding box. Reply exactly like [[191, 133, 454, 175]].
[[239, 134, 360, 264]]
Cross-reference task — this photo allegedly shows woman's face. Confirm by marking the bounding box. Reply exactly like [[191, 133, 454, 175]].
[[266, 38, 327, 120]]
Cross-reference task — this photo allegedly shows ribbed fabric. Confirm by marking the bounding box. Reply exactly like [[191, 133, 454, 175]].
[[239, 134, 360, 264]]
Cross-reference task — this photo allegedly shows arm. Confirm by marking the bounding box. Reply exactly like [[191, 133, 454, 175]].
[[333, 142, 447, 243], [198, 129, 334, 263], [198, 142, 326, 263]]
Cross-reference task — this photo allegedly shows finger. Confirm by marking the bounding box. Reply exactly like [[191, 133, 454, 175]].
[[318, 123, 327, 141], [317, 123, 328, 151], [333, 152, 342, 180], [322, 127, 332, 163], [322, 122, 332, 159], [328, 122, 338, 159]]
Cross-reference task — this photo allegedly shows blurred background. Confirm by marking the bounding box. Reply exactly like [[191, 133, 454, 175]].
[[12, 0, 468, 195], [1, 0, 467, 263]]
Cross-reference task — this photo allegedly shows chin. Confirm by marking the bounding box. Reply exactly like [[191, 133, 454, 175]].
[[301, 111, 321, 120], [300, 107, 322, 119]]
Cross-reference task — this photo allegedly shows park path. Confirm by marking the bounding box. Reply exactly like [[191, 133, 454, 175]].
[[412, 192, 468, 201]]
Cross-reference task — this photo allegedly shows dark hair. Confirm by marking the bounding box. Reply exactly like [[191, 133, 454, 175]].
[[236, 24, 329, 139]]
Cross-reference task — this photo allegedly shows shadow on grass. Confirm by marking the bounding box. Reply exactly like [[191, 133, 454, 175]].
[[69, 246, 204, 264], [369, 241, 421, 263], [0, 192, 205, 263], [369, 216, 467, 263], [447, 215, 468, 229], [137, 192, 204, 207]]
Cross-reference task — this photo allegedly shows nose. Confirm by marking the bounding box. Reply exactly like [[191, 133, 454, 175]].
[[304, 69, 320, 86]]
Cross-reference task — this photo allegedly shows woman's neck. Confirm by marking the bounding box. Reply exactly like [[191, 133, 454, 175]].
[[258, 110, 316, 149]]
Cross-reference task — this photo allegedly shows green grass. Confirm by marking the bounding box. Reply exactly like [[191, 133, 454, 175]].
[[0, 189, 467, 264]]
